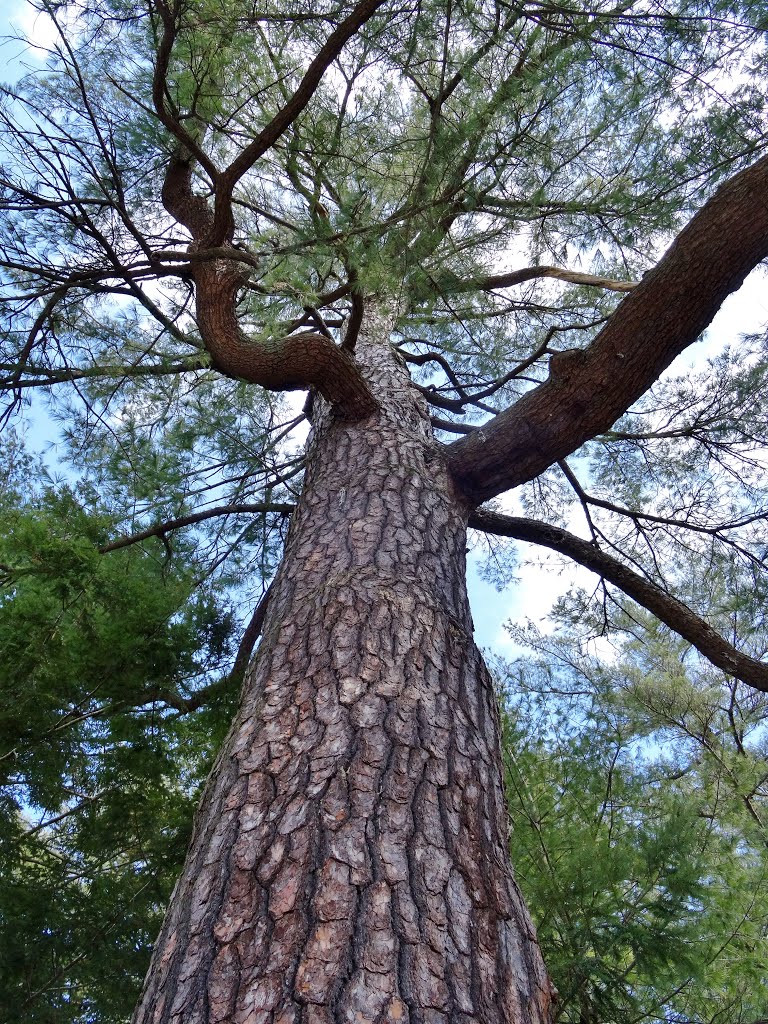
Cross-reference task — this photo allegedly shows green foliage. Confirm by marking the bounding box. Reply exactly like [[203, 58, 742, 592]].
[[499, 650, 768, 1024], [0, 778, 186, 1023], [1, 487, 231, 789], [0, 438, 243, 1021], [500, 511, 768, 1022], [0, 0, 767, 1018]]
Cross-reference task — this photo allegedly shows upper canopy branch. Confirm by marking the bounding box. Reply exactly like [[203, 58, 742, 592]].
[[444, 265, 638, 296], [151, 0, 389, 245], [151, 0, 221, 185], [211, 0, 390, 246], [448, 152, 768, 506], [160, 149, 378, 419], [470, 508, 768, 694]]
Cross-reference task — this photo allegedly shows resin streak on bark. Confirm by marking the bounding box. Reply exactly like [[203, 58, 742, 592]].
[[133, 310, 553, 1024]]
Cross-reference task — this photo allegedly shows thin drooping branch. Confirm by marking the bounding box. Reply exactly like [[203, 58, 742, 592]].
[[469, 508, 768, 694], [448, 151, 768, 505], [555, 458, 766, 567], [125, 581, 276, 716], [133, 583, 275, 714], [0, 583, 276, 760], [19, 581, 274, 739], [100, 501, 296, 554], [401, 327, 557, 414], [0, 359, 209, 391], [400, 347, 480, 406], [153, 584, 275, 714]]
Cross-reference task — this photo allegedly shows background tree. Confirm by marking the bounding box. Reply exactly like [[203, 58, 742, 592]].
[[498, 620, 768, 1023], [2, 0, 768, 1020]]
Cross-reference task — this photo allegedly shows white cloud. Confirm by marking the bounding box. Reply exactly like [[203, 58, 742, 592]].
[[3, 0, 60, 60]]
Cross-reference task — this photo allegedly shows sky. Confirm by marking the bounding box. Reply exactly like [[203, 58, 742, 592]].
[[0, 0, 52, 62], [2, 0, 767, 654], [467, 271, 768, 651]]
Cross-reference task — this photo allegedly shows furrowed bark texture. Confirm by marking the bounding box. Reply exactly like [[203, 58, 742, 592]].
[[133, 310, 553, 1024]]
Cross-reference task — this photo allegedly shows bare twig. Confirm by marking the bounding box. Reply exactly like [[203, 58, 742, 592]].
[[100, 502, 295, 554]]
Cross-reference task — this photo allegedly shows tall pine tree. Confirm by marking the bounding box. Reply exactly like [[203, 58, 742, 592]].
[[2, 0, 768, 1018]]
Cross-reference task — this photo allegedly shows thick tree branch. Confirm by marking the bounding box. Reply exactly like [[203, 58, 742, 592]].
[[446, 265, 637, 295], [469, 508, 768, 694], [431, 416, 476, 434], [341, 288, 364, 352], [448, 152, 768, 505], [161, 152, 379, 419]]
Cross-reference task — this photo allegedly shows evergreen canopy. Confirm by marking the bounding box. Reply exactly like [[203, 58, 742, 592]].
[[1, 0, 768, 1019]]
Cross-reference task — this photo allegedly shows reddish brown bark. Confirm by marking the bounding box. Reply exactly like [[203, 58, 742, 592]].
[[447, 152, 768, 505], [160, 153, 378, 421], [133, 311, 554, 1024]]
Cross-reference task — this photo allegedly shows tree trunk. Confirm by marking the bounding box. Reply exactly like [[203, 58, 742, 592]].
[[133, 308, 554, 1024]]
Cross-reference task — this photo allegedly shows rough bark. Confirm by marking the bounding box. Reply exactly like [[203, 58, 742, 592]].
[[133, 309, 554, 1024], [447, 152, 768, 505]]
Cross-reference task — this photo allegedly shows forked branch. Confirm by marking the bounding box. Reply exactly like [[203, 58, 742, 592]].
[[212, 0, 390, 245], [160, 151, 378, 419]]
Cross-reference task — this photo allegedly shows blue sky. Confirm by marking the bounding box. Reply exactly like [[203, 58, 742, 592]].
[[468, 275, 768, 652], [2, 0, 767, 654], [0, 0, 51, 69]]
